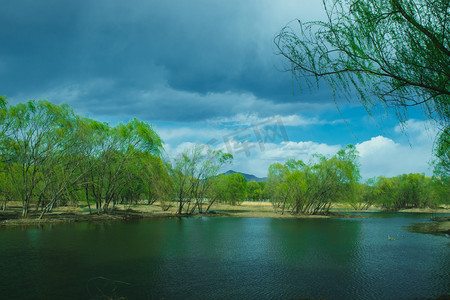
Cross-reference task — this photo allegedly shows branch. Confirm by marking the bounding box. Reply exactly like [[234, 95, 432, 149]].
[[391, 0, 450, 57]]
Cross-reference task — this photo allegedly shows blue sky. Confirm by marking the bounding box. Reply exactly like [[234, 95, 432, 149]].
[[0, 0, 437, 179]]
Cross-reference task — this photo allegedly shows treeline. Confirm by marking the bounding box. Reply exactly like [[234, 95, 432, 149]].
[[0, 98, 252, 217], [0, 97, 166, 217], [356, 174, 449, 211], [265, 145, 360, 215], [0, 97, 448, 218], [164, 142, 449, 215], [263, 145, 448, 214]]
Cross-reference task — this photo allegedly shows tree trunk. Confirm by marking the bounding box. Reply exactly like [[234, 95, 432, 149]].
[[185, 199, 192, 215], [178, 196, 183, 214], [39, 207, 48, 219], [205, 199, 216, 213], [198, 200, 203, 213], [86, 185, 92, 214], [22, 195, 29, 217], [281, 197, 287, 215]]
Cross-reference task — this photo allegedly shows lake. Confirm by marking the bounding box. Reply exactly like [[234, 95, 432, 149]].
[[0, 213, 448, 299]]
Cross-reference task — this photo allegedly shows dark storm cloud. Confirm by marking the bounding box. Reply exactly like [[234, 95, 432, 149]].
[[0, 0, 328, 121]]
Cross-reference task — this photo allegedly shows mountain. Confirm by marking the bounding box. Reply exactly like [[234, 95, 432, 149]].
[[221, 170, 267, 182]]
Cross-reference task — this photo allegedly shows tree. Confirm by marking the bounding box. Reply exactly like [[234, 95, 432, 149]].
[[433, 126, 449, 178], [0, 166, 20, 211], [266, 145, 360, 215], [172, 144, 232, 214], [85, 119, 163, 213], [36, 116, 95, 218], [2, 100, 77, 216], [0, 96, 10, 141], [0, 98, 167, 217], [266, 163, 290, 213], [246, 181, 263, 201], [144, 156, 174, 210], [218, 173, 247, 205], [302, 145, 360, 214], [116, 152, 173, 210], [353, 178, 380, 210], [0, 96, 14, 210], [368, 173, 438, 210], [275, 0, 449, 135], [430, 177, 450, 207]]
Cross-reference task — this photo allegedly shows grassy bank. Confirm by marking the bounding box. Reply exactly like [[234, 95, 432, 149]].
[[1, 201, 449, 235], [0, 201, 320, 226]]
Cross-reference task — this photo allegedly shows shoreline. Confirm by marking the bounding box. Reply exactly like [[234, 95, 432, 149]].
[[1, 202, 449, 235]]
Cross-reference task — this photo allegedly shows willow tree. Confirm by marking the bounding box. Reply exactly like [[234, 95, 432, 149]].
[[267, 145, 360, 215], [144, 156, 173, 209], [172, 144, 232, 215], [37, 117, 100, 218], [275, 0, 449, 139], [214, 173, 247, 206], [0, 96, 8, 137], [246, 181, 264, 201], [433, 126, 449, 178], [2, 101, 76, 216], [86, 118, 163, 212], [266, 160, 307, 215], [432, 126, 449, 204]]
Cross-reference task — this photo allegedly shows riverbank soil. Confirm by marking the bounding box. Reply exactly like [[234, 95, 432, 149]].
[[0, 201, 316, 226], [1, 201, 449, 235], [407, 217, 450, 236]]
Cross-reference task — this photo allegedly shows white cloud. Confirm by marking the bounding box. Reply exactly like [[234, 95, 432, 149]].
[[165, 120, 436, 180], [356, 134, 433, 180], [394, 119, 439, 145], [163, 141, 199, 160], [157, 127, 230, 144], [230, 140, 341, 177], [207, 113, 341, 127], [161, 137, 341, 178], [153, 114, 439, 181]]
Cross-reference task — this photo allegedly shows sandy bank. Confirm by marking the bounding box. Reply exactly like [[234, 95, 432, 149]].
[[1, 202, 449, 234]]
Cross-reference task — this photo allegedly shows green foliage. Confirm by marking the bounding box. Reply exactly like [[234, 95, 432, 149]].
[[275, 0, 449, 210], [214, 173, 247, 205], [0, 95, 7, 108], [366, 173, 445, 210], [1, 97, 445, 218], [429, 177, 450, 207], [267, 145, 360, 215], [266, 146, 444, 213], [433, 126, 449, 179], [275, 0, 449, 179], [0, 95, 8, 134], [0, 100, 80, 216], [0, 165, 20, 210], [172, 144, 233, 214], [275, 0, 449, 128], [246, 181, 263, 201], [0, 99, 166, 217], [80, 118, 164, 212], [266, 163, 289, 210]]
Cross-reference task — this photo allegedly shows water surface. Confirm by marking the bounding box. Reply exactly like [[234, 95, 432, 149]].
[[0, 213, 448, 299]]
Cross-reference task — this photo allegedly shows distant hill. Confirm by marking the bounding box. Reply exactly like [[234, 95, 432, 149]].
[[221, 170, 267, 182]]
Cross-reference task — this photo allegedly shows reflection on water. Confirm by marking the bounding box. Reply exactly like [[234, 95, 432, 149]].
[[0, 214, 448, 299]]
